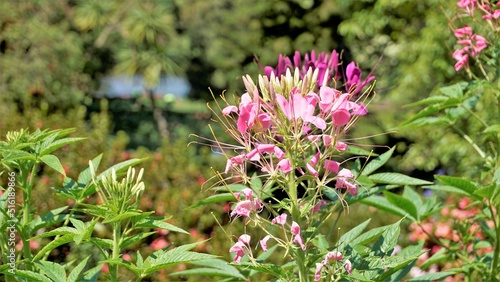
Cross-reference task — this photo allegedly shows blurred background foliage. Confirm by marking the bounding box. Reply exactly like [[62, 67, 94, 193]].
[[0, 0, 474, 279]]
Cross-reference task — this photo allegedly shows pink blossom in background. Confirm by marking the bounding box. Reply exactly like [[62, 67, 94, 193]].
[[271, 213, 287, 225], [260, 235, 271, 252], [230, 234, 251, 263]]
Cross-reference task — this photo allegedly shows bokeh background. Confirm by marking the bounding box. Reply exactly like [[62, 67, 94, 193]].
[[0, 0, 470, 280]]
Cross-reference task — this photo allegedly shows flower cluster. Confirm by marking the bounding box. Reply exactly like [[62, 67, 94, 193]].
[[210, 50, 375, 279], [452, 0, 499, 71], [314, 251, 352, 281]]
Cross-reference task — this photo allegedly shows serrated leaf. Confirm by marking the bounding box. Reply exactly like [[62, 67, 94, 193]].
[[171, 268, 245, 279], [236, 262, 286, 278], [347, 146, 378, 156], [12, 270, 52, 282], [36, 261, 67, 282], [77, 154, 103, 185], [82, 264, 102, 281], [483, 124, 500, 134], [143, 249, 217, 276], [339, 219, 371, 250], [97, 158, 145, 180], [435, 175, 481, 200], [33, 234, 75, 260], [39, 137, 85, 156], [189, 193, 236, 209], [120, 231, 156, 249], [30, 206, 69, 232], [34, 227, 79, 238], [402, 187, 423, 213], [361, 147, 395, 176], [369, 173, 432, 186], [360, 196, 407, 218], [103, 211, 142, 224], [89, 237, 113, 250], [408, 271, 456, 281], [379, 220, 401, 254], [1, 150, 36, 162], [67, 255, 90, 282], [384, 192, 418, 221], [40, 154, 66, 176], [135, 218, 188, 234]]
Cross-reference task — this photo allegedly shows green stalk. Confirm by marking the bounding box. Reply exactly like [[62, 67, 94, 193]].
[[110, 222, 121, 282], [489, 204, 500, 281], [288, 172, 299, 221], [20, 164, 37, 271]]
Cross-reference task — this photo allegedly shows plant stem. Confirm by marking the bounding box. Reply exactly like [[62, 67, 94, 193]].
[[489, 204, 500, 281], [110, 222, 121, 282]]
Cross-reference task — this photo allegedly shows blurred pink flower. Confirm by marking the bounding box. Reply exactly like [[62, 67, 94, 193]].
[[150, 237, 169, 251], [260, 235, 271, 252]]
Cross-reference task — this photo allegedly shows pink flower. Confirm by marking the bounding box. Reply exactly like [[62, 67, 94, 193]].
[[457, 0, 476, 15], [260, 235, 271, 252], [291, 221, 306, 250], [315, 263, 324, 281], [230, 197, 262, 218], [276, 91, 326, 130], [453, 48, 469, 71], [150, 237, 169, 251], [272, 213, 287, 225], [324, 160, 339, 173], [336, 169, 358, 196], [312, 199, 328, 212], [454, 26, 472, 38], [277, 158, 293, 174], [335, 141, 348, 151], [345, 62, 375, 96], [344, 259, 353, 275], [322, 251, 343, 264], [230, 234, 251, 263]]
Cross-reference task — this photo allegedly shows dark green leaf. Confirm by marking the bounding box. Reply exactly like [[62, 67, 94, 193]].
[[408, 271, 456, 281], [33, 234, 76, 260], [360, 196, 407, 218], [384, 192, 418, 221], [40, 137, 85, 156], [435, 175, 481, 200], [189, 193, 236, 209], [12, 270, 52, 282], [67, 256, 90, 282], [36, 261, 67, 282]]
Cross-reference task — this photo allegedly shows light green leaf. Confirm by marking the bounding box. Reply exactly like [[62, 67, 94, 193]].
[[33, 234, 75, 260], [189, 193, 236, 209], [36, 261, 67, 282], [361, 147, 395, 176], [408, 271, 456, 281], [39, 137, 85, 157], [30, 206, 69, 232], [135, 218, 188, 234], [483, 124, 500, 134], [347, 146, 378, 157], [120, 232, 156, 249], [67, 255, 90, 282], [97, 158, 145, 180], [338, 219, 370, 251], [360, 196, 407, 218], [12, 270, 52, 282], [77, 154, 103, 185], [103, 211, 143, 224], [439, 82, 467, 98], [399, 117, 451, 128], [369, 173, 432, 186], [143, 248, 217, 276], [40, 154, 66, 176], [405, 95, 449, 106], [435, 175, 481, 200]]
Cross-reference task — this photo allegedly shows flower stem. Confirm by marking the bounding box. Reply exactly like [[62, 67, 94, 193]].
[[110, 222, 121, 282], [489, 204, 500, 281]]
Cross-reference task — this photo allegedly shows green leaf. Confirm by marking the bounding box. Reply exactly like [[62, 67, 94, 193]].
[[379, 220, 401, 254], [408, 271, 456, 281], [360, 196, 407, 218], [40, 154, 66, 176], [399, 117, 451, 128], [1, 150, 36, 162], [34, 227, 79, 238], [12, 270, 52, 282], [67, 255, 90, 282], [235, 262, 286, 279], [143, 247, 217, 276], [435, 175, 481, 200], [97, 158, 145, 180], [103, 211, 143, 224], [135, 217, 189, 234], [483, 124, 500, 134], [347, 146, 378, 157], [369, 173, 432, 186], [439, 82, 467, 98], [30, 206, 69, 232], [33, 234, 75, 260], [338, 219, 371, 250], [361, 147, 395, 176], [39, 137, 85, 156], [77, 154, 103, 185], [405, 95, 449, 106], [474, 183, 500, 204], [189, 193, 236, 209], [82, 264, 102, 281], [384, 191, 418, 221], [120, 232, 156, 249], [36, 261, 67, 282]]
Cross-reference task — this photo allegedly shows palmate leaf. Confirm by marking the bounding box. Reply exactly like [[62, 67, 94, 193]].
[[36, 261, 66, 282]]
